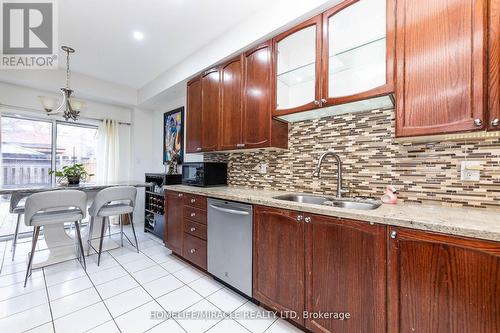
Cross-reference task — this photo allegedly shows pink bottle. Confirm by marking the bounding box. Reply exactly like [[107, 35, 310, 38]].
[[381, 185, 398, 204]]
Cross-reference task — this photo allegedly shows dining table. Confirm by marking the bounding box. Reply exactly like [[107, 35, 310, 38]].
[[0, 181, 151, 268]]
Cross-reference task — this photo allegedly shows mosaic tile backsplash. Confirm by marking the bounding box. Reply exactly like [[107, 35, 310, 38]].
[[206, 109, 500, 209]]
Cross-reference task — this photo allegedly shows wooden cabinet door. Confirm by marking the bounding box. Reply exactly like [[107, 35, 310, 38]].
[[272, 16, 322, 116], [242, 43, 272, 149], [253, 206, 305, 324], [186, 77, 202, 153], [388, 227, 500, 333], [220, 56, 243, 150], [304, 215, 386, 333], [164, 191, 184, 254], [395, 0, 487, 137], [488, 0, 500, 130], [201, 68, 221, 151]]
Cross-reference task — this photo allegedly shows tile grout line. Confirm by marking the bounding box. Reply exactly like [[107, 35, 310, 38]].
[[80, 250, 124, 333], [128, 230, 257, 333], [107, 239, 192, 332], [0, 288, 51, 321]]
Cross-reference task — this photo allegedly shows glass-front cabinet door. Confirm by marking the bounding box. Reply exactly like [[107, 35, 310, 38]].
[[273, 16, 322, 115], [322, 0, 393, 105]]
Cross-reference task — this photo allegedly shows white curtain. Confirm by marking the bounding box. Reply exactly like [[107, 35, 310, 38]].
[[96, 119, 120, 183]]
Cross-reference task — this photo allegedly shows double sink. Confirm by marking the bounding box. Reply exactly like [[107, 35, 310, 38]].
[[273, 194, 381, 210]]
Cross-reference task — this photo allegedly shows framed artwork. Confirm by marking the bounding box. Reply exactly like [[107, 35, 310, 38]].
[[163, 107, 184, 164]]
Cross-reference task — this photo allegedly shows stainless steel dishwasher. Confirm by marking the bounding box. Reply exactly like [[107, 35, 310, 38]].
[[207, 198, 253, 297]]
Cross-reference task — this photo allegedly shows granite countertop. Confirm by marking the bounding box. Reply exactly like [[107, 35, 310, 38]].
[[164, 185, 500, 242]]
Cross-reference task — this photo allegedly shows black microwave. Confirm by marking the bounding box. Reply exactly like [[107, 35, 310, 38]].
[[182, 162, 227, 187]]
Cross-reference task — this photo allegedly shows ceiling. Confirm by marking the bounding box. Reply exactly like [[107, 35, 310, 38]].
[[58, 0, 268, 89]]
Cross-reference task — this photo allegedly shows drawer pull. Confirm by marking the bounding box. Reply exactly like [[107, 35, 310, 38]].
[[178, 193, 183, 198], [190, 212, 196, 217], [190, 248, 196, 254], [190, 198, 196, 203], [190, 227, 196, 232]]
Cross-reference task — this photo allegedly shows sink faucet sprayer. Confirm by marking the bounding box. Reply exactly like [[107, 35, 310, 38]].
[[312, 150, 349, 198]]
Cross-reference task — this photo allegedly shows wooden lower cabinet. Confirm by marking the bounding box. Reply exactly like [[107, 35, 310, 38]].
[[388, 227, 500, 333], [164, 191, 184, 254], [305, 214, 386, 333], [253, 206, 305, 324], [253, 206, 386, 331], [165, 191, 208, 270]]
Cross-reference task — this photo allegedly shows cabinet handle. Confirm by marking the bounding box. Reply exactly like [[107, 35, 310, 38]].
[[190, 248, 196, 254], [314, 100, 320, 106], [296, 215, 303, 222], [491, 119, 499, 127], [474, 119, 483, 127], [196, 147, 202, 152], [178, 193, 183, 198], [190, 212, 196, 217], [304, 216, 311, 223], [390, 231, 397, 239], [236, 143, 245, 148], [190, 198, 196, 203], [190, 227, 196, 232], [321, 98, 327, 105]]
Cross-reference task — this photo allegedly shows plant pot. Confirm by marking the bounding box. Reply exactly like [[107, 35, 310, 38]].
[[67, 176, 80, 185]]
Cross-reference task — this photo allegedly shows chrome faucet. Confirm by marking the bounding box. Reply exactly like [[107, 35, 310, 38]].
[[312, 150, 349, 198]]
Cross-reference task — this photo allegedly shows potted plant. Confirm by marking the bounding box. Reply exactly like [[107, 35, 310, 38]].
[[49, 163, 94, 185]]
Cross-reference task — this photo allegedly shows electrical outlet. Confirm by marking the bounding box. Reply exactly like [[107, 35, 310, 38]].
[[259, 163, 268, 174], [461, 161, 481, 181]]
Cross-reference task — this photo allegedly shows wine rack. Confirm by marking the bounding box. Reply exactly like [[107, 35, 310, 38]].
[[144, 173, 181, 239]]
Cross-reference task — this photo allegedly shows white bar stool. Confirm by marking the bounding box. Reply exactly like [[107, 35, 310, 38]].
[[87, 186, 138, 265], [23, 190, 88, 287], [9, 192, 28, 261]]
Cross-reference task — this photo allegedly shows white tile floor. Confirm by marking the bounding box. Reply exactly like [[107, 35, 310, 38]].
[[0, 224, 304, 333]]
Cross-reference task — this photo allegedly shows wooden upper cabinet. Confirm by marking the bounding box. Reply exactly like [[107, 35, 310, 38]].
[[186, 77, 202, 153], [304, 215, 387, 333], [242, 43, 274, 149], [164, 191, 184, 254], [253, 206, 305, 324], [201, 68, 221, 151], [272, 16, 323, 116], [322, 0, 395, 106], [220, 56, 243, 150], [388, 227, 500, 333], [488, 0, 499, 130], [395, 0, 487, 137]]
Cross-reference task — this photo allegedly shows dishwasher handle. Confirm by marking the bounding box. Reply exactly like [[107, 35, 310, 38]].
[[209, 204, 250, 216]]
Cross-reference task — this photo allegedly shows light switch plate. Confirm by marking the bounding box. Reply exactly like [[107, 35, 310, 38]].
[[461, 161, 481, 181]]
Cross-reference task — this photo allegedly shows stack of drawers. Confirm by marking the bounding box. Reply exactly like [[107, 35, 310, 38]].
[[182, 193, 207, 269]]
